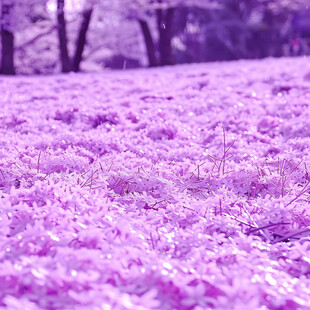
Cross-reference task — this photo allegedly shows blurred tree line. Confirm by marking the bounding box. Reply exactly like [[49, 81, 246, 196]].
[[0, 0, 309, 75]]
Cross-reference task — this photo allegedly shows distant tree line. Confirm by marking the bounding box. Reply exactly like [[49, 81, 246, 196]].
[[0, 0, 309, 75]]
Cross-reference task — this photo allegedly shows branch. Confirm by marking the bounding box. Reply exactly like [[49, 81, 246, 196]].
[[15, 26, 57, 51]]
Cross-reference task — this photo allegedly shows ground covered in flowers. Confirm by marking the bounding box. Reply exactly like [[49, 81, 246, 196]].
[[1, 57, 310, 309]]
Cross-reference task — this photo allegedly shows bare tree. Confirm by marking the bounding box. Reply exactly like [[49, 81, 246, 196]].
[[73, 7, 93, 72], [56, 0, 93, 72], [156, 5, 174, 65], [1, 0, 15, 74], [138, 19, 157, 67], [57, 0, 71, 72], [127, 0, 220, 67], [1, 0, 48, 75]]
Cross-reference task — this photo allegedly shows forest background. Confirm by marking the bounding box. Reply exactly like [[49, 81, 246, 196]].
[[1, 0, 310, 75]]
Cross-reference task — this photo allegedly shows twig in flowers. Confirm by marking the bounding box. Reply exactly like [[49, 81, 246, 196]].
[[285, 180, 310, 208], [108, 161, 114, 172], [156, 199, 169, 206], [183, 205, 196, 212], [89, 170, 95, 191], [181, 185, 190, 192], [225, 155, 234, 161], [151, 156, 161, 170], [168, 157, 175, 165], [203, 207, 209, 218], [12, 163, 27, 173], [113, 178, 124, 190], [199, 192, 208, 199], [207, 155, 220, 172], [304, 162, 309, 181], [205, 181, 215, 196], [220, 141, 236, 175], [13, 146, 21, 155], [81, 169, 99, 188], [138, 166, 147, 175], [287, 158, 303, 177], [42, 172, 52, 181], [263, 187, 276, 199], [266, 179, 281, 191], [207, 129, 236, 175], [156, 228, 161, 241], [256, 166, 261, 178], [256, 165, 266, 178], [91, 182, 108, 190], [37, 151, 41, 173], [295, 212, 307, 226], [264, 159, 273, 175], [99, 161, 104, 172], [273, 226, 310, 243], [113, 176, 124, 188], [208, 153, 234, 173], [222, 127, 226, 174], [281, 176, 287, 197], [279, 158, 285, 176], [223, 211, 255, 228], [81, 169, 90, 177], [219, 199, 223, 216], [247, 222, 290, 234], [250, 204, 259, 215], [240, 203, 270, 240], [194, 162, 205, 180]]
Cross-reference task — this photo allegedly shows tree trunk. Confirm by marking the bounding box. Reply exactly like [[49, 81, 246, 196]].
[[73, 8, 93, 72], [157, 8, 174, 66], [1, 28, 15, 75], [156, 8, 163, 64], [138, 19, 157, 67], [57, 0, 71, 72], [1, 2, 15, 75]]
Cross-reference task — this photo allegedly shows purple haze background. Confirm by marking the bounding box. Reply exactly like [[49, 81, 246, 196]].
[[1, 0, 310, 74]]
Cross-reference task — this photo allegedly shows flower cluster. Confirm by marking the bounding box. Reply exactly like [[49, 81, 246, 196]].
[[0, 57, 310, 309]]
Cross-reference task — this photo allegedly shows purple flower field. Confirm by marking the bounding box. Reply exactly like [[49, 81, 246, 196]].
[[1, 57, 310, 309]]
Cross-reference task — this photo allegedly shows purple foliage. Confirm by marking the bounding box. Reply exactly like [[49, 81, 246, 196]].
[[0, 58, 310, 309]]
